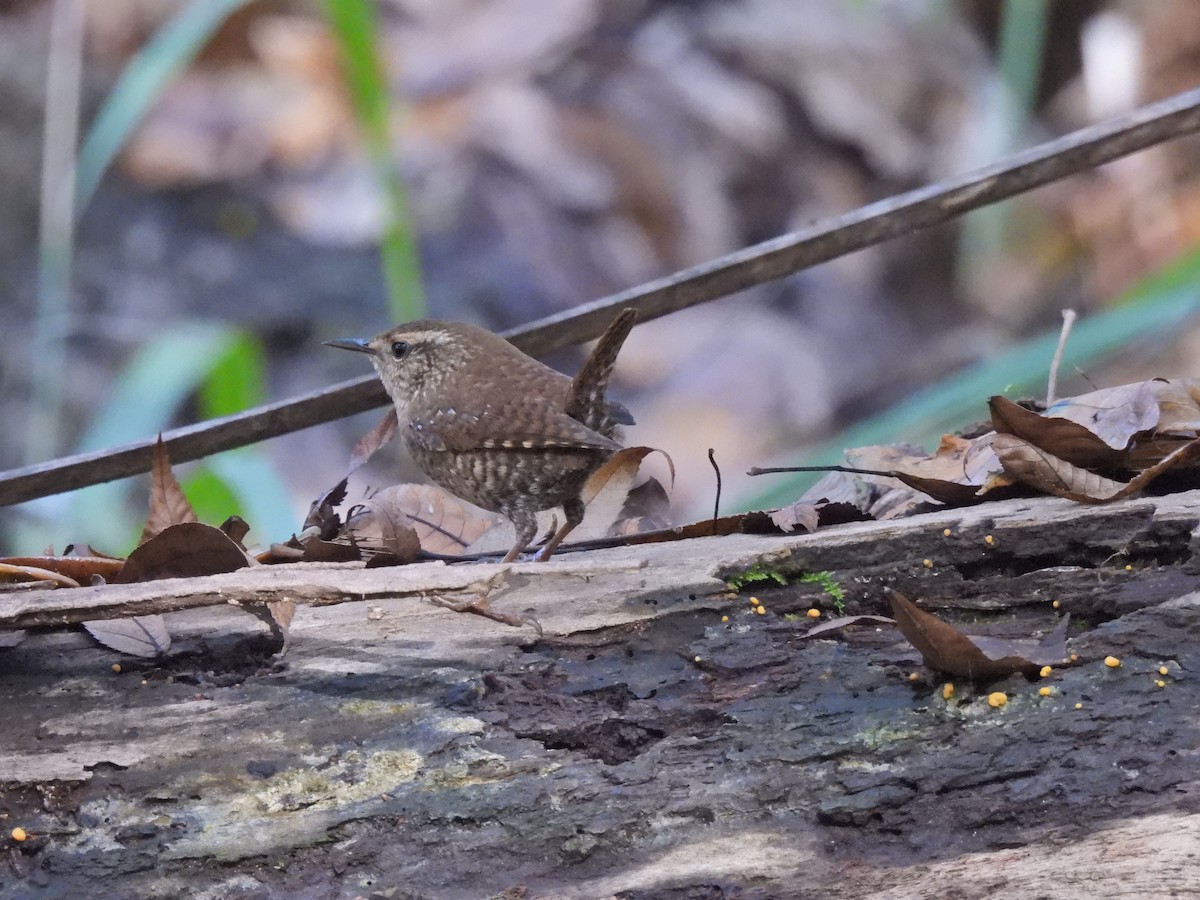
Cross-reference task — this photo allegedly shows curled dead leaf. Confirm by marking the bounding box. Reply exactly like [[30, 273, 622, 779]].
[[886, 588, 1041, 680]]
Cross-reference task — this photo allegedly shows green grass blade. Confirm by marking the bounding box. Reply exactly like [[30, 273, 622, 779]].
[[74, 0, 252, 213], [322, 0, 425, 321]]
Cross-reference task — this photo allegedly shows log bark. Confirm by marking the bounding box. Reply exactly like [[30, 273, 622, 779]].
[[3, 490, 1200, 897]]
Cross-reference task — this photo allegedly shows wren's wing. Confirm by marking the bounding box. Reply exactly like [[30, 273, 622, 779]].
[[408, 400, 621, 455]]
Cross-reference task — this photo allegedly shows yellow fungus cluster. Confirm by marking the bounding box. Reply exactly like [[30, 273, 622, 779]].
[[942, 683, 954, 700], [10, 827, 26, 842], [984, 535, 995, 546], [1038, 686, 1052, 697], [1039, 665, 1052, 678], [922, 559, 933, 568], [1104, 656, 1121, 668], [987, 692, 1007, 708], [806, 608, 821, 619]]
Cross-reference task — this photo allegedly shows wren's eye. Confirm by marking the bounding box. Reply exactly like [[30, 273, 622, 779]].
[[390, 341, 411, 360]]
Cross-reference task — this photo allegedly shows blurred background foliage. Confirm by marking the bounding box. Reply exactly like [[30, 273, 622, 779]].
[[2, 0, 1200, 554]]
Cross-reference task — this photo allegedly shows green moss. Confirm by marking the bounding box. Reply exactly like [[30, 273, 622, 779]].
[[800, 571, 846, 613], [726, 564, 788, 591]]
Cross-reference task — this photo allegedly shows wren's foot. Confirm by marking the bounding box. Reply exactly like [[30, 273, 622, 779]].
[[430, 593, 542, 633]]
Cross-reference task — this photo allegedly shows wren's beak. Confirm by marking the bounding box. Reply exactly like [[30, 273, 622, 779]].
[[323, 338, 376, 356]]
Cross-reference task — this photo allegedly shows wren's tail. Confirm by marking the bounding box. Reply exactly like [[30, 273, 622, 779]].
[[566, 308, 637, 436]]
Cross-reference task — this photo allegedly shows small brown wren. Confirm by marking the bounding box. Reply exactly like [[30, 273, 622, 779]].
[[326, 309, 637, 563]]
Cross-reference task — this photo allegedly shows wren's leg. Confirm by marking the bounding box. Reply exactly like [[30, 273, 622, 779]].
[[534, 497, 585, 562], [501, 513, 540, 564]]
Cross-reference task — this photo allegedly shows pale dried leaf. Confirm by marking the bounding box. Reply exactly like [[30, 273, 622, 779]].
[[141, 436, 198, 546], [768, 501, 820, 534], [804, 615, 896, 638], [1043, 381, 1163, 449], [351, 484, 500, 556], [1154, 379, 1200, 435], [83, 615, 172, 658]]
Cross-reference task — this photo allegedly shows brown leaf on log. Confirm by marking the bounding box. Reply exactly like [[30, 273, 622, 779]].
[[886, 588, 1041, 680], [113, 522, 251, 584]]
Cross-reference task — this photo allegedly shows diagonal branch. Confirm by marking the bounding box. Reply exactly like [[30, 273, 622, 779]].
[[5, 86, 1200, 507]]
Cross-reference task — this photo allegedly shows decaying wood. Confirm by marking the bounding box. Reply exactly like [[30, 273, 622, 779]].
[[4, 490, 1200, 897], [4, 86, 1200, 508]]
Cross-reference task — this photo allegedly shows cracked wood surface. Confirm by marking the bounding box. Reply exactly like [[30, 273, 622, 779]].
[[3, 490, 1200, 898]]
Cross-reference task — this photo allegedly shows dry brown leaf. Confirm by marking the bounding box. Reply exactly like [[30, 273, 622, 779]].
[[886, 589, 1040, 680], [114, 522, 251, 584], [140, 436, 198, 546], [989, 395, 1129, 470], [992, 434, 1127, 501]]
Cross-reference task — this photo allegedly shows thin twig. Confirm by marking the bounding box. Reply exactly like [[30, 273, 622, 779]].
[[1046, 309, 1078, 407], [6, 86, 1200, 506], [707, 448, 722, 526]]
